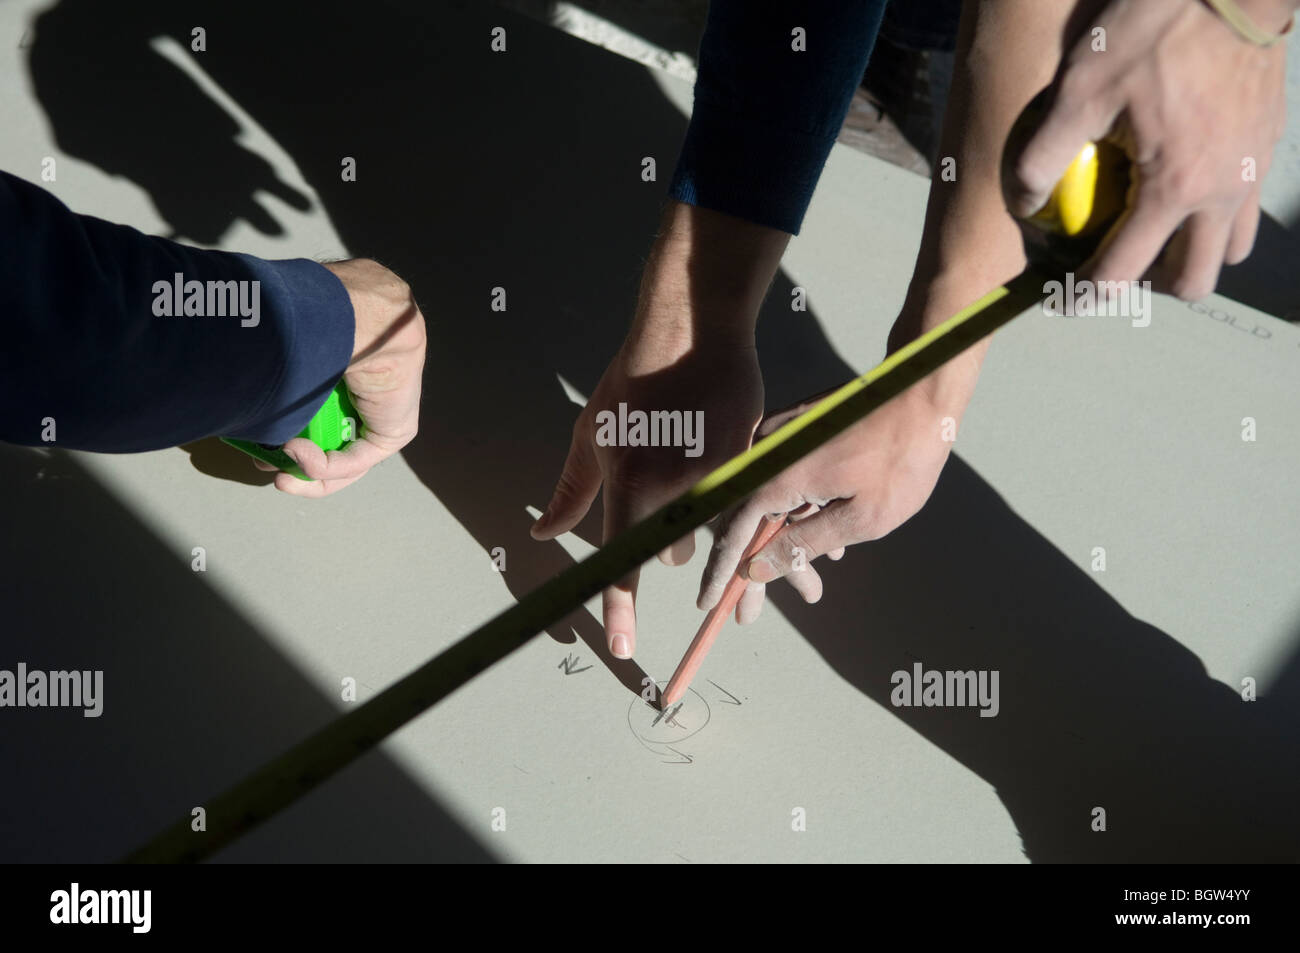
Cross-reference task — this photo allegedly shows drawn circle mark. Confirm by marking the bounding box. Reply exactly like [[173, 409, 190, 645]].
[[627, 682, 711, 745]]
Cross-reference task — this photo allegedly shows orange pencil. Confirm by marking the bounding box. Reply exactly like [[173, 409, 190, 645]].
[[660, 516, 786, 707]]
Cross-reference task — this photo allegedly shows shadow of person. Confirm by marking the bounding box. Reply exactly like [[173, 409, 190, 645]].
[[0, 444, 494, 862], [21, 0, 897, 693], [768, 454, 1300, 862], [27, 0, 1298, 861], [28, 5, 311, 245]]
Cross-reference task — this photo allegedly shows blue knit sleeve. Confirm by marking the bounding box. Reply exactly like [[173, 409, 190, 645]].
[[669, 0, 888, 234], [0, 171, 354, 452]]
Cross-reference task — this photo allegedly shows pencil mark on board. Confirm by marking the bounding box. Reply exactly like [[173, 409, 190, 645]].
[[708, 679, 742, 705], [650, 701, 687, 730], [628, 683, 710, 762], [661, 747, 694, 764], [625, 679, 746, 763], [558, 653, 591, 675]]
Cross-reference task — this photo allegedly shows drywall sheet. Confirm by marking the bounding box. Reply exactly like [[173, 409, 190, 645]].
[[1, 0, 1298, 862]]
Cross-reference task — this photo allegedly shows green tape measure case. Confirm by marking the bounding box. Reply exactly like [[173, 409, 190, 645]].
[[221, 380, 360, 480]]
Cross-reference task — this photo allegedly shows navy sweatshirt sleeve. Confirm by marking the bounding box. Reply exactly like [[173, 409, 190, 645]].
[[0, 171, 354, 453], [668, 0, 888, 235]]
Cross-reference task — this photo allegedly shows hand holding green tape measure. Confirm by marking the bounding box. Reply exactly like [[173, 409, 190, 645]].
[[222, 380, 361, 480]]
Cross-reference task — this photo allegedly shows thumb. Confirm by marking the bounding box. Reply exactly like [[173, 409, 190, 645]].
[[531, 429, 601, 540], [746, 504, 855, 584], [1004, 87, 1119, 220]]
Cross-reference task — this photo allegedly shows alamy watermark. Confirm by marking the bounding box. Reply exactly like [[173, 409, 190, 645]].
[[1043, 273, 1152, 328], [152, 272, 260, 327], [0, 663, 103, 717], [891, 662, 999, 718], [50, 884, 150, 933], [595, 402, 704, 458]]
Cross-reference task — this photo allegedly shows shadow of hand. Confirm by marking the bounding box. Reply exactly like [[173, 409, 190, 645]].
[[29, 1, 310, 243]]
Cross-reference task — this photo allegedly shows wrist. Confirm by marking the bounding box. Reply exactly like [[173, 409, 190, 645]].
[[629, 262, 758, 351], [321, 259, 425, 366], [628, 202, 789, 351], [891, 327, 985, 422], [887, 269, 1013, 418]]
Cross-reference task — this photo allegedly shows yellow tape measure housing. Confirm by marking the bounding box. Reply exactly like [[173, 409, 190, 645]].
[[1028, 139, 1129, 238]]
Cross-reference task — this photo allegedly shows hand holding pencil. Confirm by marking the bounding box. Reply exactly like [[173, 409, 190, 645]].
[[661, 514, 787, 707]]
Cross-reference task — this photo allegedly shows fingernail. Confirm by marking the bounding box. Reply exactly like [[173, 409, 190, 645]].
[[747, 556, 778, 584], [530, 508, 551, 537], [610, 634, 631, 659]]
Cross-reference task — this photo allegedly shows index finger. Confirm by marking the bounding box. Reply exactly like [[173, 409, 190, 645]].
[[599, 481, 660, 660], [697, 500, 780, 612]]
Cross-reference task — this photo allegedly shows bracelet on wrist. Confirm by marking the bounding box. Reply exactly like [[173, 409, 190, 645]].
[[1202, 0, 1295, 47]]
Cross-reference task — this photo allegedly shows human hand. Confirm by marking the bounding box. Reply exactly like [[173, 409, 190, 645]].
[[256, 258, 426, 497], [531, 333, 764, 658], [697, 377, 962, 621], [531, 202, 788, 659], [1005, 0, 1291, 299]]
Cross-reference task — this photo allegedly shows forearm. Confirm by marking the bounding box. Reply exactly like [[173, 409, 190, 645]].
[[889, 0, 1074, 413], [651, 1, 884, 366], [623, 201, 789, 371]]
